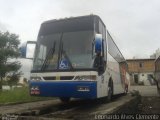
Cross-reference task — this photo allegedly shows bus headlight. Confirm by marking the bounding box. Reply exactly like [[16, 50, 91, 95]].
[[30, 77, 42, 81], [74, 75, 96, 81]]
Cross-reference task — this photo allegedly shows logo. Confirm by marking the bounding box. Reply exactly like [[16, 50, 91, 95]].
[[59, 59, 69, 69]]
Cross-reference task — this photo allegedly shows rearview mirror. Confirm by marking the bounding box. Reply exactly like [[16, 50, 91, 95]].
[[95, 34, 103, 54], [19, 41, 36, 59]]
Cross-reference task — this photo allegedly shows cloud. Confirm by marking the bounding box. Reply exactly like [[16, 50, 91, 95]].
[[59, 0, 160, 58], [0, 0, 160, 59], [0, 21, 8, 32]]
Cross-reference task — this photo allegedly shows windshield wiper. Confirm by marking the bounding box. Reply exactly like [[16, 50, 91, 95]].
[[41, 41, 56, 71]]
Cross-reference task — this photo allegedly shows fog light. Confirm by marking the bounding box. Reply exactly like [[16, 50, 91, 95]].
[[77, 86, 90, 92]]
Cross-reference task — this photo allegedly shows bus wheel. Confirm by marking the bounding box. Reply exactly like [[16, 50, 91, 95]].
[[107, 81, 113, 102], [59, 97, 70, 103]]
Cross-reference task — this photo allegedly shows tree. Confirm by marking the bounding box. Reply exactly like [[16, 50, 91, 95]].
[[7, 72, 22, 87], [0, 31, 21, 89]]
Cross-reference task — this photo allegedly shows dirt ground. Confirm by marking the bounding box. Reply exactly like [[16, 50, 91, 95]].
[[130, 86, 160, 114], [138, 96, 160, 114]]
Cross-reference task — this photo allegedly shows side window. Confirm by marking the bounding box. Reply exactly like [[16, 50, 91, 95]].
[[99, 22, 102, 33], [139, 62, 143, 68], [102, 26, 107, 61], [107, 31, 125, 63]]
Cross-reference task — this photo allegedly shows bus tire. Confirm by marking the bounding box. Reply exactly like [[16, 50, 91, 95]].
[[107, 80, 113, 102], [59, 97, 70, 103]]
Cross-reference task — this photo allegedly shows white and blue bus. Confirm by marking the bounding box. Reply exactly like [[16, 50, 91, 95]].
[[21, 15, 129, 102]]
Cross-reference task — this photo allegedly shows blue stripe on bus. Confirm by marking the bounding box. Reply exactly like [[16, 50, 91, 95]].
[[29, 81, 97, 99]]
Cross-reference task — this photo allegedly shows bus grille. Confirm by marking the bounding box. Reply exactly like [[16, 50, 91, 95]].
[[43, 76, 74, 80]]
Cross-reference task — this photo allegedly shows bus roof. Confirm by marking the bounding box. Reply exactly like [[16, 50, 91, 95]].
[[38, 15, 106, 36], [42, 14, 106, 28]]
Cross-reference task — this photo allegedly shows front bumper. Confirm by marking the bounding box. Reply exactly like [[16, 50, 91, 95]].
[[29, 81, 97, 99]]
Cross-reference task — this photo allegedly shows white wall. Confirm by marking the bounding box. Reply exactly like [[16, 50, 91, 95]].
[[132, 72, 154, 85], [19, 58, 33, 80]]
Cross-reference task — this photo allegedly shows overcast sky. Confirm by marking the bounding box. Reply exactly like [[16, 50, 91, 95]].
[[0, 0, 160, 59]]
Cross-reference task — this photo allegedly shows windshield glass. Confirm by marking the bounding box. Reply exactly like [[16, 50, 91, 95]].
[[33, 30, 94, 71], [33, 33, 61, 71]]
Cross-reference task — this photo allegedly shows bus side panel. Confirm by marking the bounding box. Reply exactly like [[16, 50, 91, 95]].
[[96, 70, 110, 98], [107, 53, 124, 94]]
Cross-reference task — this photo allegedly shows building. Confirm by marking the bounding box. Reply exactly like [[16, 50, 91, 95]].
[[127, 58, 155, 85]]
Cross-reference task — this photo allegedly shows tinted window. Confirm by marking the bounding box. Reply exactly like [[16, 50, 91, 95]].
[[62, 31, 94, 68], [33, 31, 94, 71], [33, 33, 61, 70], [39, 16, 94, 36], [108, 31, 125, 63]]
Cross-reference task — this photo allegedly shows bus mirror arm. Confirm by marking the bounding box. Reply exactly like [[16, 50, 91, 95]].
[[93, 55, 105, 75], [98, 59, 105, 75]]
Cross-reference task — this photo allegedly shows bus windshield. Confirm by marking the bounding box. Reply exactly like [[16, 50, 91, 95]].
[[33, 30, 94, 71]]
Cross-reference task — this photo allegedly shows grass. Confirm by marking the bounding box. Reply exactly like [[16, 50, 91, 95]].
[[0, 87, 52, 104]]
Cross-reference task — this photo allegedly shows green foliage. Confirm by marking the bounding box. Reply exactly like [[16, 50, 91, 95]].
[[7, 72, 22, 86], [0, 31, 21, 89], [0, 87, 51, 104], [23, 77, 28, 85]]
